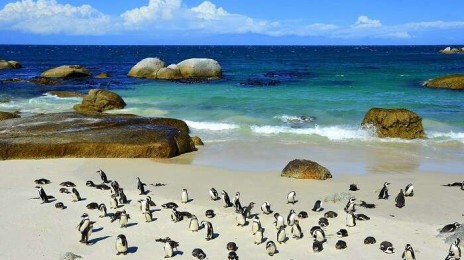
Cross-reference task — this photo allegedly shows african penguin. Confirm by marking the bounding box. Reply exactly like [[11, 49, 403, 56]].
[[86, 181, 95, 187], [110, 180, 120, 194], [205, 209, 215, 218], [310, 226, 326, 242], [251, 216, 261, 235], [59, 188, 70, 194], [110, 194, 119, 209], [337, 229, 348, 237], [233, 192, 242, 213], [144, 210, 153, 223], [192, 248, 207, 259], [395, 189, 405, 208], [227, 242, 238, 251], [118, 189, 128, 204], [34, 178, 51, 185], [319, 217, 329, 228], [380, 241, 394, 254], [335, 240, 347, 250], [378, 182, 390, 200], [228, 251, 239, 260], [440, 222, 461, 233], [201, 221, 214, 241], [71, 188, 81, 202], [448, 238, 461, 260], [236, 211, 246, 227], [242, 202, 255, 218], [274, 213, 285, 229], [287, 191, 296, 204], [164, 241, 174, 258], [349, 184, 359, 191], [115, 234, 128, 255], [364, 236, 376, 244], [98, 203, 107, 218], [277, 226, 287, 244], [209, 188, 219, 200], [287, 209, 297, 226], [36, 186, 49, 203], [221, 190, 233, 208], [355, 213, 370, 221], [313, 241, 324, 253], [291, 219, 303, 239], [402, 244, 416, 260], [181, 189, 189, 204], [60, 181, 76, 187], [312, 200, 324, 212], [324, 211, 338, 218], [55, 202, 65, 210], [136, 177, 146, 195], [254, 228, 264, 244], [162, 202, 178, 209], [261, 201, 273, 215], [266, 241, 277, 256], [404, 183, 414, 197], [97, 169, 108, 183], [119, 210, 130, 228], [189, 215, 199, 232], [298, 211, 308, 219]]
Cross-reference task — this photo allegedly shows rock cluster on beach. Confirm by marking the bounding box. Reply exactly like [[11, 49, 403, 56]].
[[281, 159, 332, 180], [424, 74, 464, 90], [439, 47, 464, 54], [128, 57, 222, 80], [73, 89, 126, 113], [0, 111, 20, 121], [41, 65, 91, 78], [0, 60, 21, 69], [361, 108, 425, 139], [0, 112, 196, 160]]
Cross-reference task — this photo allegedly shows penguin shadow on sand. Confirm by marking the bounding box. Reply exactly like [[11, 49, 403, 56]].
[[127, 246, 138, 254], [92, 227, 103, 233], [186, 198, 194, 203], [173, 250, 184, 256], [125, 222, 138, 228], [88, 235, 111, 245]]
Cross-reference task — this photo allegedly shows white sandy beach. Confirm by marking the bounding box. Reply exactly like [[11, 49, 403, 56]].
[[0, 156, 462, 260]]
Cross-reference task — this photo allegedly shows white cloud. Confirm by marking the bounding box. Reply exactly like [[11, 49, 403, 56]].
[[191, 1, 228, 20], [353, 16, 382, 28], [0, 0, 111, 35], [121, 0, 181, 27]]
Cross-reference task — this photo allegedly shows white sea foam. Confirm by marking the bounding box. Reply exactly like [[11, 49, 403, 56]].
[[185, 120, 240, 131], [274, 114, 316, 123], [428, 131, 464, 143], [250, 125, 374, 141]]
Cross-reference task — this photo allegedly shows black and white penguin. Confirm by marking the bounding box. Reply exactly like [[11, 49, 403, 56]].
[[71, 188, 81, 202], [236, 211, 246, 227], [448, 238, 461, 260], [277, 226, 287, 244], [227, 242, 238, 251], [440, 222, 461, 233], [60, 181, 76, 187], [359, 200, 376, 208], [337, 229, 348, 238], [209, 188, 219, 201], [77, 214, 90, 244], [228, 251, 239, 260], [144, 210, 153, 223], [395, 189, 406, 208], [243, 202, 255, 218], [402, 244, 416, 260], [59, 188, 70, 194], [86, 202, 99, 210], [378, 182, 390, 200], [181, 189, 189, 204], [36, 186, 49, 203], [318, 217, 329, 228], [192, 248, 207, 259], [171, 208, 182, 223], [291, 219, 303, 239], [380, 241, 394, 254], [274, 213, 285, 229], [163, 241, 174, 258], [310, 226, 326, 242], [287, 209, 297, 226], [355, 213, 370, 221], [201, 221, 214, 241], [298, 211, 308, 219], [34, 178, 51, 185], [266, 241, 277, 256], [349, 184, 359, 191], [344, 198, 356, 213], [233, 192, 242, 213], [404, 183, 414, 197], [335, 240, 347, 250], [287, 191, 296, 204], [98, 203, 107, 218], [115, 234, 128, 255], [136, 177, 146, 195], [162, 202, 178, 209], [95, 183, 111, 190], [97, 170, 108, 183], [189, 215, 199, 232], [254, 228, 264, 245], [55, 202, 65, 209], [139, 196, 155, 213], [364, 236, 377, 245], [251, 217, 261, 235], [312, 200, 324, 212], [110, 194, 119, 209], [86, 180, 95, 187], [118, 189, 128, 204], [346, 212, 356, 227], [110, 180, 120, 194], [324, 211, 338, 218], [261, 202, 273, 215], [205, 209, 215, 218], [119, 210, 130, 228], [221, 190, 233, 208]]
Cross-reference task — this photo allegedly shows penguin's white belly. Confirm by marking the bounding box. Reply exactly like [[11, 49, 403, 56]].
[[164, 244, 173, 257], [316, 232, 324, 242], [255, 231, 263, 243], [190, 221, 199, 231], [120, 216, 128, 227], [252, 222, 259, 234], [404, 251, 414, 260], [236, 214, 245, 225], [181, 193, 188, 203], [116, 241, 127, 253]]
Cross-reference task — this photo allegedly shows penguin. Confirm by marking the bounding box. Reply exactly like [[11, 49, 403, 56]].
[[71, 188, 81, 202], [448, 238, 461, 260], [205, 209, 215, 218], [111, 180, 120, 194], [139, 196, 156, 213], [404, 183, 414, 197], [378, 182, 390, 200], [364, 236, 377, 244], [228, 251, 239, 260], [287, 209, 297, 226], [144, 210, 152, 223], [344, 198, 356, 213], [355, 213, 370, 221], [261, 201, 273, 215], [221, 190, 233, 208], [291, 219, 303, 239], [242, 202, 255, 218], [441, 222, 461, 233], [209, 188, 219, 201], [111, 211, 123, 223], [110, 194, 119, 209], [34, 178, 51, 185], [201, 221, 214, 241], [287, 191, 296, 204], [118, 189, 128, 204], [55, 202, 65, 210], [349, 184, 359, 191], [115, 234, 128, 255], [171, 208, 182, 223], [189, 215, 199, 232], [236, 211, 246, 227], [60, 181, 76, 187], [59, 188, 70, 194], [310, 226, 326, 242], [86, 202, 99, 210], [446, 254, 458, 260], [274, 213, 285, 229], [181, 189, 189, 203], [313, 241, 324, 253], [346, 212, 356, 227], [312, 200, 324, 212], [395, 189, 406, 208], [298, 211, 308, 219], [136, 177, 146, 195], [266, 241, 277, 256], [162, 202, 179, 209], [380, 241, 394, 254], [359, 200, 376, 209], [77, 214, 90, 244], [324, 211, 338, 218], [402, 244, 416, 260], [254, 228, 264, 245], [36, 186, 49, 203], [337, 229, 348, 237], [251, 216, 261, 235], [192, 248, 207, 259], [97, 169, 108, 183], [227, 242, 238, 251], [233, 192, 242, 213], [163, 241, 174, 258], [98, 203, 107, 218], [335, 240, 347, 250], [319, 217, 329, 228], [119, 210, 130, 228], [86, 180, 95, 187]]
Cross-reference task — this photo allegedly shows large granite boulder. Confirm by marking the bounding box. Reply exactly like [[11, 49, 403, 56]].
[[282, 159, 332, 180], [424, 75, 464, 90], [0, 112, 195, 159], [41, 65, 91, 78], [74, 89, 126, 113], [156, 64, 182, 80], [127, 58, 165, 78], [0, 60, 21, 69], [439, 47, 464, 54], [361, 108, 425, 139], [96, 72, 110, 79], [0, 111, 20, 121], [28, 77, 61, 85], [46, 91, 85, 98], [177, 58, 222, 79]]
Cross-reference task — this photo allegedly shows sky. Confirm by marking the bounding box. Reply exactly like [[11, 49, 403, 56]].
[[1, 0, 464, 45]]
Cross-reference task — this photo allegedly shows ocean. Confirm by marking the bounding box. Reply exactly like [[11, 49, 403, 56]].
[[1, 45, 463, 174]]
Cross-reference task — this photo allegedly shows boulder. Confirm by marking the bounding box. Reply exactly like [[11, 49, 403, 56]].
[[128, 58, 165, 78], [281, 159, 332, 180], [96, 73, 109, 79], [46, 91, 85, 98], [156, 64, 181, 80], [0, 111, 20, 121], [177, 58, 222, 79], [361, 108, 425, 139], [192, 136, 204, 146], [439, 47, 464, 54], [424, 75, 464, 90], [0, 112, 196, 159], [28, 77, 61, 85], [41, 65, 91, 78], [73, 89, 126, 113], [0, 60, 21, 69]]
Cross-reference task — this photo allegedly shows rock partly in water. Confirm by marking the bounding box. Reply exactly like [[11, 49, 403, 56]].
[[192, 136, 204, 146], [361, 108, 425, 139], [128, 58, 165, 78], [28, 77, 61, 85], [281, 159, 332, 180], [177, 58, 222, 79], [0, 111, 20, 121], [156, 64, 182, 80], [46, 91, 85, 98], [0, 78, 22, 83], [424, 75, 464, 90], [41, 65, 91, 78], [439, 47, 464, 54], [73, 89, 126, 113], [240, 78, 280, 86], [0, 112, 195, 159], [0, 60, 21, 69], [96, 72, 110, 79]]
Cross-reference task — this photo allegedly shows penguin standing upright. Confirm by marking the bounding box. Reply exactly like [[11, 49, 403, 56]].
[[163, 240, 179, 258], [118, 189, 128, 204], [36, 186, 49, 203], [251, 217, 261, 235], [120, 210, 130, 228], [77, 214, 94, 244], [346, 212, 356, 227], [261, 202, 273, 215], [287, 191, 296, 204], [254, 228, 264, 245], [233, 192, 242, 213], [274, 213, 285, 229], [189, 215, 199, 232], [98, 203, 107, 218], [209, 188, 219, 201], [136, 177, 146, 195], [71, 188, 81, 202], [378, 182, 390, 199], [115, 234, 128, 255], [242, 202, 255, 218], [287, 209, 297, 226], [395, 189, 406, 208], [201, 221, 214, 241], [181, 189, 189, 203], [110, 194, 119, 209], [221, 190, 232, 208], [111, 180, 120, 194], [404, 184, 414, 197], [448, 238, 461, 260], [291, 219, 303, 239], [277, 226, 287, 244], [402, 244, 416, 260], [266, 241, 277, 256], [97, 170, 108, 183]]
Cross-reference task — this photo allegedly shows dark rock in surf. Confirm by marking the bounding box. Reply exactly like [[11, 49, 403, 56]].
[[361, 108, 425, 139]]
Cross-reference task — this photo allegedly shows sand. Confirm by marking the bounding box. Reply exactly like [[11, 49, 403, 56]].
[[0, 158, 462, 259]]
